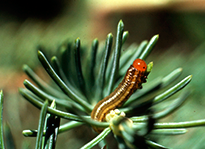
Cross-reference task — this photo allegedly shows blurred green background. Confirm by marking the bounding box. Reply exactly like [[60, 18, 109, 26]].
[[0, 0, 205, 148]]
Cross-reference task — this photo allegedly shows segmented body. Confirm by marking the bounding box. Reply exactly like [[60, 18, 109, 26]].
[[91, 59, 148, 133]]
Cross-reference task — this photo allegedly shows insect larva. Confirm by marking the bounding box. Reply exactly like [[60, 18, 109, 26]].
[[91, 58, 148, 133]]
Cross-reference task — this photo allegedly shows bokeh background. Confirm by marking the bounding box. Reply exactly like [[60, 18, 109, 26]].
[[1, 0, 205, 148]]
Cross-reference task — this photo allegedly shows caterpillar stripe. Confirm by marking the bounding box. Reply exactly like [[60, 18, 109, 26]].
[[91, 59, 148, 133]]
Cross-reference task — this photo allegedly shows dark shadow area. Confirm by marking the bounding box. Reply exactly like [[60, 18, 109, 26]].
[[0, 0, 70, 21]]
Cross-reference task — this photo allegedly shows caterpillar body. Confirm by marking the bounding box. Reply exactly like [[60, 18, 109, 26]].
[[91, 59, 148, 133]]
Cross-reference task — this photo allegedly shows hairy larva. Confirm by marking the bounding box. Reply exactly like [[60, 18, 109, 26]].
[[91, 58, 148, 133]]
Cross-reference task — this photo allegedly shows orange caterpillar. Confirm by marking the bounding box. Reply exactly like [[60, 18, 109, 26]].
[[91, 59, 148, 133]]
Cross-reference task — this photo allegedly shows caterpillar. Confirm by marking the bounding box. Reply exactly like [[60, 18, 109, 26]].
[[91, 58, 148, 133]]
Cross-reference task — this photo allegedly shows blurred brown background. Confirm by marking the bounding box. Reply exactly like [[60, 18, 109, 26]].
[[1, 0, 205, 148]]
